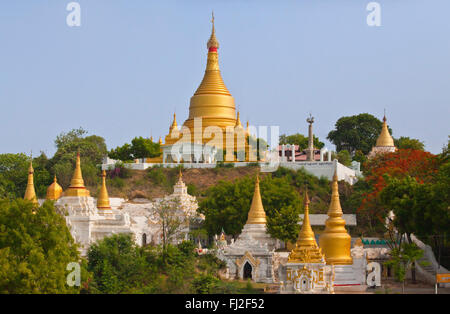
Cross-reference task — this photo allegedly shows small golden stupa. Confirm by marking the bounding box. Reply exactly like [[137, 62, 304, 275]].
[[65, 151, 90, 197], [288, 189, 324, 263], [97, 170, 111, 210], [246, 174, 267, 225], [375, 115, 395, 147], [165, 113, 180, 145], [46, 175, 63, 200], [24, 159, 38, 206], [319, 170, 353, 265]]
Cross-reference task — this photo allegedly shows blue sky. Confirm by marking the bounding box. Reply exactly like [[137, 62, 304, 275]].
[[1, 0, 449, 156]]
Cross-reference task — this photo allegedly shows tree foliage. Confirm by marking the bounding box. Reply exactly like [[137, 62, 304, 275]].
[[394, 137, 425, 151], [327, 113, 389, 154], [0, 199, 83, 293], [108, 137, 160, 162], [279, 133, 324, 150], [198, 175, 302, 241], [357, 149, 439, 234]]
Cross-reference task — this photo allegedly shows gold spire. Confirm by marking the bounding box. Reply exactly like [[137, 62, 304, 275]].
[[172, 113, 178, 129], [235, 111, 243, 128], [207, 11, 219, 50], [180, 13, 237, 151], [97, 170, 111, 210], [65, 151, 90, 197], [150, 135, 154, 142], [246, 174, 267, 224], [158, 136, 163, 145], [288, 189, 324, 263], [319, 170, 353, 265], [46, 175, 62, 200], [24, 159, 38, 206], [376, 115, 395, 147], [193, 13, 231, 96]]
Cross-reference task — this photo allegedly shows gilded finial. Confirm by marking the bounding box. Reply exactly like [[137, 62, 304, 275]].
[[376, 113, 395, 147], [246, 173, 267, 224], [235, 111, 243, 128], [159, 136, 163, 145], [287, 187, 324, 263], [24, 156, 38, 206], [65, 150, 90, 197], [318, 167, 352, 265], [207, 11, 219, 50], [46, 174, 62, 200], [97, 170, 111, 210]]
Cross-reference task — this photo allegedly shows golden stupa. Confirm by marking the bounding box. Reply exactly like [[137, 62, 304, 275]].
[[24, 159, 38, 206], [375, 115, 395, 147], [46, 175, 63, 200], [246, 174, 267, 224], [158, 13, 255, 162], [288, 189, 324, 263], [65, 151, 90, 197], [319, 171, 353, 265], [97, 170, 111, 210]]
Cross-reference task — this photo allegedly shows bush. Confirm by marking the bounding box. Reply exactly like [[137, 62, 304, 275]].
[[147, 167, 167, 185]]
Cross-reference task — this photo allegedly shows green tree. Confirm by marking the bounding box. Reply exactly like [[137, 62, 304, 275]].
[[0, 199, 84, 293], [279, 133, 324, 150], [49, 128, 107, 188], [0, 153, 51, 199], [108, 137, 160, 161], [332, 149, 352, 167], [87, 233, 157, 294], [327, 113, 390, 154], [394, 137, 425, 151], [154, 198, 186, 257], [384, 243, 424, 294], [266, 205, 301, 243], [198, 176, 301, 240]]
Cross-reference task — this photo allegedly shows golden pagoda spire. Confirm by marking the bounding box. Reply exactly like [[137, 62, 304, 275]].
[[246, 174, 267, 224], [296, 189, 316, 247], [150, 135, 154, 142], [158, 136, 163, 145], [376, 114, 395, 147], [181, 13, 237, 149], [288, 189, 324, 263], [319, 170, 352, 265], [172, 113, 178, 129], [24, 158, 38, 206], [193, 12, 231, 96], [65, 151, 90, 197], [97, 170, 111, 210], [46, 175, 62, 200], [235, 111, 243, 128]]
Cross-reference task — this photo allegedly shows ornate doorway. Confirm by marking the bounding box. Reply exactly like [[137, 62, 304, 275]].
[[243, 262, 253, 280]]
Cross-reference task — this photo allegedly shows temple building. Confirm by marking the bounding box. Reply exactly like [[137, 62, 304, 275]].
[[217, 174, 279, 283], [280, 190, 333, 293], [145, 14, 255, 164], [53, 152, 134, 255], [368, 114, 397, 158]]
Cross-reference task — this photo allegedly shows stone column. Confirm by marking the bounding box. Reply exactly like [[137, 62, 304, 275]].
[[306, 114, 315, 161], [281, 144, 285, 162], [291, 144, 296, 162]]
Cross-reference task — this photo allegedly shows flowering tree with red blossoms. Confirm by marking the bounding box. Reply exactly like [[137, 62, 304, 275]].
[[357, 149, 439, 233]]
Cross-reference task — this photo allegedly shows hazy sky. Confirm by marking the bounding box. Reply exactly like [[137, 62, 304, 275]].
[[1, 0, 449, 156]]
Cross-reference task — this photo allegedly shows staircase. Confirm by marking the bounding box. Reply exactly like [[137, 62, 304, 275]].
[[411, 235, 450, 287]]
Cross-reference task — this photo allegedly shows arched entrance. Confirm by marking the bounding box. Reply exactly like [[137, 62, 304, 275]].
[[243, 262, 252, 280], [142, 233, 147, 246]]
